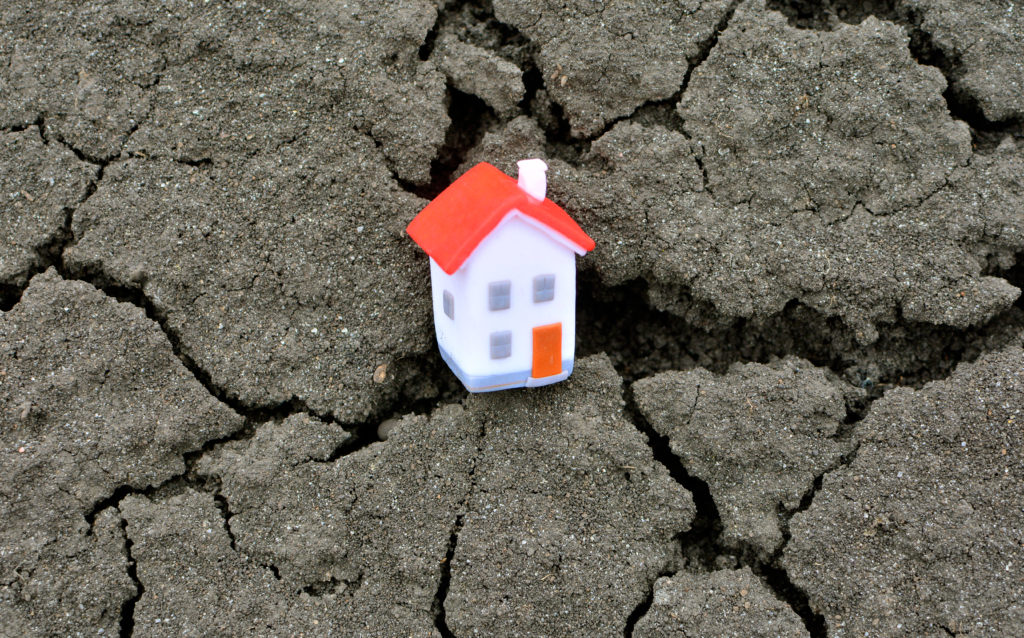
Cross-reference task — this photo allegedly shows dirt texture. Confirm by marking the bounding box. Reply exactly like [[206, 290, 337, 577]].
[[675, 2, 1022, 339], [0, 128, 96, 297], [446, 356, 694, 636], [127, 404, 478, 637], [903, 0, 1024, 123], [1, 0, 448, 180], [783, 344, 1024, 637], [634, 567, 809, 637], [634, 358, 859, 560], [0, 271, 242, 636], [491, 0, 734, 137], [65, 142, 435, 423], [1, 0, 1023, 635]]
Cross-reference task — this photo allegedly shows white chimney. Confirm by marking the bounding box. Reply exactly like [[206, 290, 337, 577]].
[[517, 158, 548, 200]]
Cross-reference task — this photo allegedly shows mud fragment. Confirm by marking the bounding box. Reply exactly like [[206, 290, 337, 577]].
[[433, 34, 525, 118], [492, 0, 734, 136], [634, 357, 858, 559], [446, 356, 695, 636], [0, 270, 241, 636], [784, 344, 1024, 636], [0, 128, 96, 290], [634, 568, 809, 638], [904, 0, 1024, 122]]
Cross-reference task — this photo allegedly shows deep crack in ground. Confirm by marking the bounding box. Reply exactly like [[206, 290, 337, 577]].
[[618, 378, 861, 637], [433, 514, 464, 638], [117, 515, 142, 638]]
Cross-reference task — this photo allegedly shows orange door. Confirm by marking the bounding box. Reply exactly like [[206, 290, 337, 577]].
[[532, 323, 562, 378]]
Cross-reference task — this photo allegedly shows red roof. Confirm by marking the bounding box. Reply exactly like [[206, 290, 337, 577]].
[[406, 162, 595, 275]]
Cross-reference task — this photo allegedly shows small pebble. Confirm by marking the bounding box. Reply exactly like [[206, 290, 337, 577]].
[[377, 418, 400, 441]]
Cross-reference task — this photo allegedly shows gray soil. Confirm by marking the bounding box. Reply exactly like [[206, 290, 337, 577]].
[[1, 0, 1022, 636], [634, 357, 859, 560], [783, 345, 1024, 637], [634, 567, 809, 637]]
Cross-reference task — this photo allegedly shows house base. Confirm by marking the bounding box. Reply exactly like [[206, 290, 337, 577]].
[[439, 346, 573, 393], [525, 370, 569, 387]]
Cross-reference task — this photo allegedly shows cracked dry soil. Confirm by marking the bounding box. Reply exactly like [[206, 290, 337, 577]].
[[1, 0, 1023, 636]]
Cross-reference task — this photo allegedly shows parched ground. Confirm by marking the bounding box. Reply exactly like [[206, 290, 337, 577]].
[[1, 0, 1022, 636]]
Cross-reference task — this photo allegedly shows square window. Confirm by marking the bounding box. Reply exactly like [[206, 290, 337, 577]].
[[489, 280, 511, 310], [490, 331, 512, 359], [533, 274, 555, 303], [443, 290, 454, 319]]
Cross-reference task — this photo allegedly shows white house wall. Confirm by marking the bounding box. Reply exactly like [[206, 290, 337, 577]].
[[456, 212, 577, 382], [430, 257, 469, 365]]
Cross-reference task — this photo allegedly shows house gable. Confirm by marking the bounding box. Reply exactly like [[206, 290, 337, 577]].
[[453, 214, 576, 377]]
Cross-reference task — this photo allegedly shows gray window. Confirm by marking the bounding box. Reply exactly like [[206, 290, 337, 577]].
[[442, 290, 454, 319], [490, 331, 511, 359], [533, 274, 555, 303], [488, 280, 511, 310]]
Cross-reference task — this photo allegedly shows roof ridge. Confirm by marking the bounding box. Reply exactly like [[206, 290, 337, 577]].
[[406, 162, 595, 274]]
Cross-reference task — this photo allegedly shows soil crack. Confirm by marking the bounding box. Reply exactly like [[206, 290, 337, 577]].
[[1, 117, 110, 311], [431, 416, 486, 638], [433, 513, 465, 638], [118, 515, 143, 638], [607, 279, 912, 638], [621, 382, 845, 637], [401, 84, 496, 201], [212, 493, 238, 551], [51, 264, 455, 453], [577, 273, 1023, 391], [400, 0, 741, 179]]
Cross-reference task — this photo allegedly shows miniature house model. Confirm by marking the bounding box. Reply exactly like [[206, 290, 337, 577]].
[[407, 159, 595, 392]]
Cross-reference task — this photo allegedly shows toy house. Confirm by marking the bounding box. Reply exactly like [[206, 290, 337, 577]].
[[406, 159, 595, 392]]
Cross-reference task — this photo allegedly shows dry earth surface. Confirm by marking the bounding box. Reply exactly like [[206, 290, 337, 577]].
[[2, 0, 1023, 636]]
